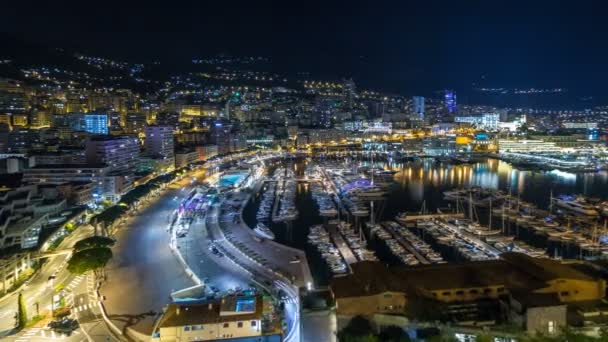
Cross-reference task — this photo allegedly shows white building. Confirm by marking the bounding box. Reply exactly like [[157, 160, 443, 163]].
[[22, 164, 132, 203], [0, 185, 66, 250], [153, 295, 281, 342], [562, 122, 598, 129], [498, 139, 561, 153], [85, 135, 140, 173], [455, 113, 500, 131]]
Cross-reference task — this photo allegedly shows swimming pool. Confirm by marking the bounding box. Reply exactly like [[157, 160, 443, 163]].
[[219, 171, 248, 188]]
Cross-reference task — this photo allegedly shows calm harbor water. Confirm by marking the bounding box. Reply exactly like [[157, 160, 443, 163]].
[[243, 157, 608, 285]]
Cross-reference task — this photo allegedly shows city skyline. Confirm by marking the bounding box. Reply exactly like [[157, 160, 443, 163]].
[[2, 3, 608, 342]]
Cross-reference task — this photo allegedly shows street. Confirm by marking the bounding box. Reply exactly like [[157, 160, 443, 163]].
[[0, 225, 116, 342]]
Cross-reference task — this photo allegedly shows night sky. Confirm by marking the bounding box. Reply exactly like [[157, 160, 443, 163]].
[[2, 1, 608, 96]]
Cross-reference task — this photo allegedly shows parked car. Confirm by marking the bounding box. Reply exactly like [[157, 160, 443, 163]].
[[48, 318, 79, 335]]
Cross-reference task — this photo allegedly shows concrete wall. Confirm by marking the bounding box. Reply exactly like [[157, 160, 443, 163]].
[[526, 305, 566, 335], [159, 319, 262, 341], [539, 278, 606, 302], [428, 285, 505, 303], [336, 291, 406, 316]]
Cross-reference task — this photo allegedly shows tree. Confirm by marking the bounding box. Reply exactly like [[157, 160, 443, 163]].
[[67, 247, 112, 275], [379, 325, 410, 342], [476, 334, 493, 342], [338, 316, 378, 342], [17, 292, 27, 329], [73, 236, 115, 252]]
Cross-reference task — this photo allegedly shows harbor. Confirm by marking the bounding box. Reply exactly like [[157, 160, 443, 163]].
[[240, 156, 608, 286]]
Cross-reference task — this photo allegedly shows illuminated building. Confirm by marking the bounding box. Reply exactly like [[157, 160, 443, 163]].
[[562, 122, 598, 129], [0, 89, 28, 115], [65, 92, 88, 113], [343, 78, 356, 109], [125, 113, 147, 135], [444, 90, 457, 114], [145, 126, 175, 170], [196, 144, 218, 161], [498, 139, 561, 153], [85, 135, 140, 173], [423, 137, 456, 155], [57, 113, 109, 135], [84, 113, 109, 135], [454, 113, 499, 131], [152, 295, 281, 342], [156, 111, 180, 130], [412, 96, 425, 119], [174, 149, 199, 168], [23, 164, 133, 203], [0, 185, 67, 251], [30, 110, 52, 128], [7, 128, 40, 153]]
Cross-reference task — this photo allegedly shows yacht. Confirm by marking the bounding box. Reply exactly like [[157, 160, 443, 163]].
[[598, 202, 608, 216], [554, 196, 599, 216], [254, 223, 275, 240]]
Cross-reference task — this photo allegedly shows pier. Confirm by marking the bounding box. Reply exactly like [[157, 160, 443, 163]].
[[326, 223, 358, 267], [381, 222, 431, 264], [434, 219, 502, 256], [271, 179, 282, 222], [397, 212, 464, 223]]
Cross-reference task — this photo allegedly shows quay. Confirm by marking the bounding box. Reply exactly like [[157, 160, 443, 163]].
[[326, 223, 358, 268], [381, 222, 431, 264], [205, 182, 313, 288], [397, 212, 465, 223]]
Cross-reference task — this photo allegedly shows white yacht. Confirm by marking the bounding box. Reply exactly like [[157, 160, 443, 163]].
[[254, 223, 275, 240]]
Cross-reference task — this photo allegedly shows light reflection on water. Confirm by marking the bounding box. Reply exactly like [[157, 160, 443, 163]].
[[362, 158, 608, 213]]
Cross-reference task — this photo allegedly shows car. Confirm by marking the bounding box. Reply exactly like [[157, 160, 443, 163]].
[[48, 318, 79, 334]]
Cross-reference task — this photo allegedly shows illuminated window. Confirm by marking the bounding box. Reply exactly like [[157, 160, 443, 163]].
[[548, 321, 555, 333]]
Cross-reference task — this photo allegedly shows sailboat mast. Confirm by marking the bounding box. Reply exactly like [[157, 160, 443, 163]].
[[469, 191, 473, 220], [489, 197, 492, 230]]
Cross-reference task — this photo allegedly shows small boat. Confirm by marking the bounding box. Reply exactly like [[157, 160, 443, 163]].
[[254, 223, 275, 240]]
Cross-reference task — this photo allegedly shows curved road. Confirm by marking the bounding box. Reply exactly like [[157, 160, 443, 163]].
[[101, 182, 196, 337]]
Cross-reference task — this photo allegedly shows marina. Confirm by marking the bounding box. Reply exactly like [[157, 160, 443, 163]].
[[241, 156, 608, 286], [307, 224, 350, 275]]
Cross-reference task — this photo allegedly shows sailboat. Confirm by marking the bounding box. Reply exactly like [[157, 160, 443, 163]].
[[461, 191, 503, 237]]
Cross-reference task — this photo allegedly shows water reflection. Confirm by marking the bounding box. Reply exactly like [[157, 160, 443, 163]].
[[376, 158, 608, 213]]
